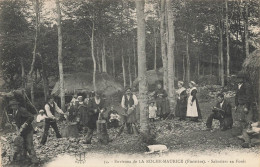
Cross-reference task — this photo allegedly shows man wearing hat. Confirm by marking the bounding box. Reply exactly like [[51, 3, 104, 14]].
[[9, 100, 38, 164], [40, 95, 67, 145], [235, 72, 254, 132], [83, 91, 105, 144], [120, 87, 138, 134]]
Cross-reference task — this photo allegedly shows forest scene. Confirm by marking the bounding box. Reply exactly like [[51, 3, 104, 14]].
[[0, 0, 260, 166]]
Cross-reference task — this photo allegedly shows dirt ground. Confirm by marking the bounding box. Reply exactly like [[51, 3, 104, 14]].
[[1, 96, 259, 167]]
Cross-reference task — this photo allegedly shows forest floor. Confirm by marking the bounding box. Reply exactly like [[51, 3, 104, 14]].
[[1, 96, 260, 167]]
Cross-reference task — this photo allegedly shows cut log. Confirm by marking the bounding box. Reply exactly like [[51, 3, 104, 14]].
[[60, 122, 79, 138], [96, 120, 109, 144], [13, 136, 26, 162]]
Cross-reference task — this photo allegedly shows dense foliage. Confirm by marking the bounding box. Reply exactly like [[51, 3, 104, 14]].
[[0, 0, 259, 90]]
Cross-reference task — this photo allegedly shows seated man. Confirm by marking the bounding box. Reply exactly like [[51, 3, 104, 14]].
[[206, 93, 233, 131], [240, 121, 260, 148]]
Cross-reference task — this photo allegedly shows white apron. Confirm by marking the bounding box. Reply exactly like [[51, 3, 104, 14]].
[[186, 87, 198, 117]]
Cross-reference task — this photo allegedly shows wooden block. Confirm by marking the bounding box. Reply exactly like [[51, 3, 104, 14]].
[[61, 122, 79, 138]]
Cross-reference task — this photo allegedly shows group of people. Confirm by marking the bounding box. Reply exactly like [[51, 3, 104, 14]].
[[147, 81, 202, 123], [175, 81, 202, 122], [7, 72, 259, 165], [40, 91, 122, 145], [149, 73, 259, 149]]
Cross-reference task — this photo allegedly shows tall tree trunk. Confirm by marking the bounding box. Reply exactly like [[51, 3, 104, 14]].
[[102, 39, 107, 73], [55, 0, 65, 110], [136, 0, 149, 134], [154, 26, 157, 70], [29, 0, 39, 76], [218, 41, 221, 79], [112, 46, 115, 77], [39, 54, 49, 101], [128, 55, 132, 87], [96, 49, 101, 73], [210, 54, 213, 75], [202, 64, 205, 76], [31, 72, 36, 104], [219, 17, 224, 87], [225, 0, 230, 76], [245, 1, 249, 57], [133, 38, 137, 79], [91, 22, 97, 92], [175, 43, 178, 79], [20, 58, 25, 88], [30, 0, 40, 104], [197, 54, 200, 77], [122, 50, 126, 88], [258, 0, 260, 121], [160, 0, 168, 90], [183, 53, 185, 81], [166, 0, 175, 113], [186, 34, 190, 83]]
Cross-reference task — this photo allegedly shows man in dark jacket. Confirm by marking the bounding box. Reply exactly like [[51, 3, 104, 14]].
[[235, 72, 253, 131], [206, 93, 233, 131], [83, 92, 105, 144], [78, 98, 91, 134], [9, 100, 38, 164]]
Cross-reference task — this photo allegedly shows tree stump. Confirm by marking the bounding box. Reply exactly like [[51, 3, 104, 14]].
[[13, 136, 26, 162], [61, 122, 79, 138], [96, 120, 109, 144]]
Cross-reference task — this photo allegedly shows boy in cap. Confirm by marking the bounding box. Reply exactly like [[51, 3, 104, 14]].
[[108, 106, 120, 128], [36, 109, 47, 123], [9, 100, 38, 164]]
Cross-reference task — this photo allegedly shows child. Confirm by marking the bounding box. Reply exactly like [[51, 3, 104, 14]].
[[35, 109, 47, 132], [148, 101, 157, 122], [108, 106, 120, 128], [36, 109, 47, 123]]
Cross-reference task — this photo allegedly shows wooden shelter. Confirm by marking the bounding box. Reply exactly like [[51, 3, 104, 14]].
[[51, 72, 123, 96], [133, 68, 163, 91], [242, 49, 260, 120]]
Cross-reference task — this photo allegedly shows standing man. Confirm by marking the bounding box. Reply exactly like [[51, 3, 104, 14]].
[[78, 97, 91, 134], [9, 100, 38, 164], [235, 72, 253, 133], [40, 95, 67, 145], [206, 93, 233, 131], [83, 92, 105, 144], [120, 87, 138, 134]]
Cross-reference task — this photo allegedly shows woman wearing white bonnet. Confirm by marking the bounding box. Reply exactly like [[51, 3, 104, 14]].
[[186, 81, 202, 122], [175, 81, 187, 121]]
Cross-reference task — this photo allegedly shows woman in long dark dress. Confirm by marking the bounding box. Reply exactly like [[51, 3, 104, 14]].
[[175, 81, 187, 121], [154, 83, 168, 120]]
